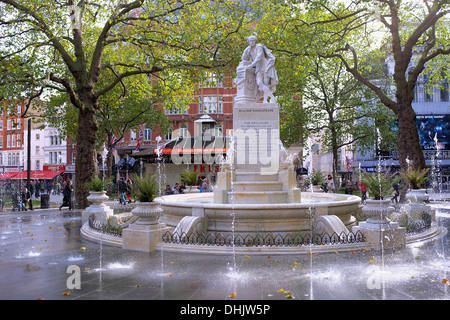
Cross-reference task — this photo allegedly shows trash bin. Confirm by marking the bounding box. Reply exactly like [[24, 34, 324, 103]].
[[40, 194, 50, 209]]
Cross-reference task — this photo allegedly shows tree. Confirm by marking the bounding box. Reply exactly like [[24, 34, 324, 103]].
[[0, 0, 254, 208], [302, 55, 397, 184], [299, 0, 450, 172]]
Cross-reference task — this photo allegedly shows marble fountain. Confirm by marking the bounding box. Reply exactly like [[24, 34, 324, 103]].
[[81, 37, 446, 254]]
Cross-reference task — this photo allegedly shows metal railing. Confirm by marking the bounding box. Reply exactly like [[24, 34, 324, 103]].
[[161, 230, 366, 247], [88, 214, 123, 237]]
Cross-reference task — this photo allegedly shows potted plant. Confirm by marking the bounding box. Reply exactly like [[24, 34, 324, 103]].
[[400, 167, 432, 227], [85, 174, 112, 202], [130, 173, 162, 225], [400, 167, 429, 203], [84, 174, 113, 224], [307, 169, 325, 192], [359, 171, 399, 226], [180, 169, 200, 193]]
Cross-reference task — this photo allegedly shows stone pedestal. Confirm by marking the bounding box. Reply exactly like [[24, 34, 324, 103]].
[[122, 202, 171, 252], [122, 223, 171, 252], [352, 225, 406, 250]]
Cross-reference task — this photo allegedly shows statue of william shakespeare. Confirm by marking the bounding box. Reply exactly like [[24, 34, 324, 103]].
[[241, 35, 278, 103]]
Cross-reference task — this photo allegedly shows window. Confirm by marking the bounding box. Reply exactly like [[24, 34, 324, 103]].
[[16, 134, 20, 148], [199, 72, 223, 88], [425, 89, 433, 102], [36, 133, 40, 140], [35, 160, 40, 170], [199, 96, 223, 114], [130, 129, 136, 141], [13, 119, 20, 129], [11, 134, 15, 147], [0, 121, 3, 130], [0, 135, 2, 148], [441, 82, 449, 102], [144, 126, 151, 141], [6, 135, 10, 148], [179, 124, 188, 137], [35, 146, 40, 155], [214, 125, 223, 136], [6, 120, 11, 130], [424, 75, 433, 102], [164, 104, 188, 115], [165, 128, 173, 141], [50, 152, 58, 164]]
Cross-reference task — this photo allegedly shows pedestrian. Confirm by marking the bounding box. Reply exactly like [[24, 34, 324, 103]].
[[179, 182, 186, 194], [392, 181, 400, 204], [165, 184, 173, 195], [326, 175, 335, 193], [118, 177, 127, 205], [201, 178, 212, 192], [21, 187, 33, 211], [59, 180, 73, 211], [356, 180, 367, 203], [126, 178, 133, 204]]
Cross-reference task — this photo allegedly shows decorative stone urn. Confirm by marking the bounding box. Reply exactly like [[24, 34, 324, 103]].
[[359, 199, 396, 229], [82, 191, 113, 225], [353, 199, 405, 250], [87, 191, 109, 206], [184, 185, 200, 193], [403, 189, 434, 226], [309, 185, 324, 193], [405, 189, 429, 203], [131, 202, 163, 225]]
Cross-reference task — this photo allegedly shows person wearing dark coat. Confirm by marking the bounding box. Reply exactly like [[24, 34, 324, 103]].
[[21, 187, 33, 211], [59, 180, 73, 210]]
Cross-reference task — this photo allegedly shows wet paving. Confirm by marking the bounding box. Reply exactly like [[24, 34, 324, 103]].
[[0, 208, 449, 302]]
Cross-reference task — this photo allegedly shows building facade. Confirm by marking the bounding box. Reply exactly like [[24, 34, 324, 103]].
[[0, 103, 26, 177]]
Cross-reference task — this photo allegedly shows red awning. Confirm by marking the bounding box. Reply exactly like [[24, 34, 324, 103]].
[[11, 170, 64, 180], [0, 172, 19, 180]]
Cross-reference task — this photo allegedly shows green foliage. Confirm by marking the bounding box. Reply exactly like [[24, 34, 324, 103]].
[[130, 174, 160, 203], [85, 174, 112, 192], [306, 169, 326, 186], [361, 171, 400, 200], [179, 169, 198, 186], [400, 167, 429, 189]]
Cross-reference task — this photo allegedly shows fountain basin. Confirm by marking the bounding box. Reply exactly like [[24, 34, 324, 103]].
[[156, 192, 361, 237]]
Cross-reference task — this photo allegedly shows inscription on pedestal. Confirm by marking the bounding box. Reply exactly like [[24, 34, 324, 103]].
[[233, 103, 280, 174]]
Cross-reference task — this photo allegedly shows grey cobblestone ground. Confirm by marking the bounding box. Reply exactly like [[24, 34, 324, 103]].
[[0, 203, 449, 303]]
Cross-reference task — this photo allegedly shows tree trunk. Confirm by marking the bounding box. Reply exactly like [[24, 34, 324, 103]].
[[74, 106, 99, 209], [396, 99, 426, 171]]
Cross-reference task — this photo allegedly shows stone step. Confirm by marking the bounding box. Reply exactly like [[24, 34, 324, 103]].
[[234, 171, 279, 182], [228, 191, 288, 204], [232, 181, 283, 192]]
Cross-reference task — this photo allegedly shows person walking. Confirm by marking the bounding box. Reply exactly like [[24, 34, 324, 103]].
[[118, 177, 127, 205], [59, 180, 73, 211], [326, 175, 335, 193], [356, 180, 367, 203], [126, 178, 133, 204]]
